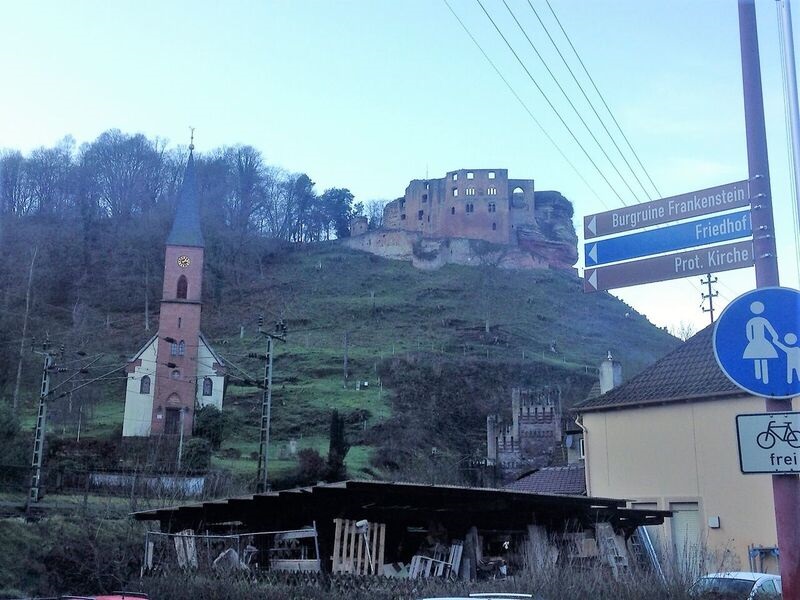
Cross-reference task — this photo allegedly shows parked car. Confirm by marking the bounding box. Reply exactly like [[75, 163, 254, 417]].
[[688, 571, 781, 598]]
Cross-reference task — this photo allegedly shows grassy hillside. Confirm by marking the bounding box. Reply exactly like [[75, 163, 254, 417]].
[[14, 241, 679, 488]]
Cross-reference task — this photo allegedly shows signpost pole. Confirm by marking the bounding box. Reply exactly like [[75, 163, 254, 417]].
[[739, 0, 799, 595]]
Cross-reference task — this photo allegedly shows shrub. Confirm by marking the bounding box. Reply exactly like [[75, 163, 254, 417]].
[[181, 438, 211, 471], [193, 405, 225, 449]]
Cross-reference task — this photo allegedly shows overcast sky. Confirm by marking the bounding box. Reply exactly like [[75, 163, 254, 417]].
[[2, 0, 798, 334]]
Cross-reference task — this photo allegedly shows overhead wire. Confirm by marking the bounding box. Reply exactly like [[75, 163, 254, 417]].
[[441, 0, 610, 207], [524, 0, 654, 201], [474, 0, 630, 206], [500, 0, 645, 204]]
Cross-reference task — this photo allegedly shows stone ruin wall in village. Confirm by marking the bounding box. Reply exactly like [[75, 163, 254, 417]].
[[345, 168, 579, 271]]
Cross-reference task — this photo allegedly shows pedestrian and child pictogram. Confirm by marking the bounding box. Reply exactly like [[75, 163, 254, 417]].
[[713, 287, 800, 399]]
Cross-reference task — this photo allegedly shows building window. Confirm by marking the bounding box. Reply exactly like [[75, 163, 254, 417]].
[[512, 186, 524, 195], [177, 275, 188, 299], [451, 207, 455, 215], [422, 194, 428, 202], [418, 210, 424, 220], [579, 437, 585, 459], [452, 173, 458, 181], [400, 214, 406, 220], [488, 171, 496, 179], [465, 188, 476, 196], [171, 370, 180, 380], [170, 342, 178, 356], [139, 375, 151, 395], [488, 187, 497, 196], [467, 171, 474, 180], [178, 317, 182, 329], [492, 222, 497, 230], [466, 203, 474, 214], [178, 340, 185, 356], [452, 187, 458, 197], [488, 202, 496, 213], [400, 199, 405, 208], [203, 377, 213, 396]]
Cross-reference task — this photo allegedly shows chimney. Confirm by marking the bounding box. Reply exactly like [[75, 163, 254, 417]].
[[599, 351, 622, 394]]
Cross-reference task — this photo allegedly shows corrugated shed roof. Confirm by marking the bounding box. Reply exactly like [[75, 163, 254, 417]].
[[166, 150, 204, 248], [506, 464, 586, 495], [574, 324, 744, 412]]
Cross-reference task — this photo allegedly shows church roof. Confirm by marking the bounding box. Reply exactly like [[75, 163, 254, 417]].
[[166, 149, 204, 248]]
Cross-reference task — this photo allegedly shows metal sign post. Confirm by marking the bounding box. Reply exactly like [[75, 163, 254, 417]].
[[737, 1, 798, 596]]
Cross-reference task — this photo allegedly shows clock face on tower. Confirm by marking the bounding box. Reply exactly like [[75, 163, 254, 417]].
[[177, 255, 191, 268]]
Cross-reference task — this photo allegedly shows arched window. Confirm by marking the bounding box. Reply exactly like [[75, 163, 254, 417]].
[[178, 340, 185, 356], [170, 342, 178, 356], [177, 275, 188, 299], [203, 377, 213, 396], [139, 375, 151, 395]]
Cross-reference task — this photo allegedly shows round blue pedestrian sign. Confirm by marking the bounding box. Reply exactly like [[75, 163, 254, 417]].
[[714, 286, 800, 399]]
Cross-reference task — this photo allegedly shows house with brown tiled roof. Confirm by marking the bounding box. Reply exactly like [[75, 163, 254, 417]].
[[574, 325, 795, 574]]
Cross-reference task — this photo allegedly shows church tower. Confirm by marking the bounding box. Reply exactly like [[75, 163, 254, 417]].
[[122, 144, 225, 438]]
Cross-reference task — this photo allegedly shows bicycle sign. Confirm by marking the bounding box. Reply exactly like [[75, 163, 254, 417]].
[[736, 411, 800, 473]]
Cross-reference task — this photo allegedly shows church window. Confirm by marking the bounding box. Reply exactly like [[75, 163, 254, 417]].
[[178, 340, 185, 356], [171, 370, 180, 380], [170, 342, 178, 356], [139, 375, 151, 395], [203, 377, 213, 396], [177, 275, 188, 299]]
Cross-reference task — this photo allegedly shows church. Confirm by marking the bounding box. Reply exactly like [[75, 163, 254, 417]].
[[122, 144, 225, 438]]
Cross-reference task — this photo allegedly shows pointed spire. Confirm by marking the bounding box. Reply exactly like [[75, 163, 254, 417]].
[[166, 142, 204, 248]]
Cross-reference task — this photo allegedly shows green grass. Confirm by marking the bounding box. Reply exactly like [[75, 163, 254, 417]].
[[16, 242, 679, 484]]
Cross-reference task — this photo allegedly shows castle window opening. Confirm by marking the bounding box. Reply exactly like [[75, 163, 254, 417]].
[[418, 210, 424, 220], [488, 171, 496, 179], [451, 207, 455, 215], [452, 188, 458, 197], [466, 203, 475, 214], [488, 187, 497, 196], [452, 173, 458, 181], [422, 194, 428, 202], [427, 215, 430, 222], [400, 214, 406, 220], [178, 317, 182, 329], [488, 202, 497, 213], [492, 222, 497, 230], [466, 187, 476, 196], [139, 375, 151, 395], [467, 171, 474, 179], [177, 275, 188, 299]]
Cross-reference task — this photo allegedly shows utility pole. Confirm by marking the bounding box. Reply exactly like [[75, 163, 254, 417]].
[[343, 331, 349, 388], [739, 1, 799, 596], [700, 274, 719, 323], [255, 316, 286, 493]]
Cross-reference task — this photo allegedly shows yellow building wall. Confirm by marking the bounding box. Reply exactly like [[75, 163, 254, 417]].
[[582, 395, 798, 573]]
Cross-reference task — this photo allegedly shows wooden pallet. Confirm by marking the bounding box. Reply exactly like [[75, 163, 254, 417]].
[[331, 518, 386, 575]]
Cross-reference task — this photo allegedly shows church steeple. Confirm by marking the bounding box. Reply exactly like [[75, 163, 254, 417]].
[[166, 145, 204, 248]]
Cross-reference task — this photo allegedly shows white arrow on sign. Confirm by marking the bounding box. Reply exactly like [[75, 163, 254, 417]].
[[584, 269, 597, 292], [587, 215, 596, 236], [587, 243, 598, 264]]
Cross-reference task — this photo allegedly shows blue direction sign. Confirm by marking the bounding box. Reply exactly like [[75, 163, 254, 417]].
[[714, 287, 800, 399], [585, 210, 751, 267]]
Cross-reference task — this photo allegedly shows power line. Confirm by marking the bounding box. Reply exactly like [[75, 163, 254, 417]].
[[544, 0, 662, 198], [501, 0, 645, 204], [475, 0, 629, 206], [524, 0, 654, 201], [442, 0, 610, 207]]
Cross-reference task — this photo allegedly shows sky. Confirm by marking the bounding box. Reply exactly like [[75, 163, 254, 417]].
[[1, 0, 799, 335]]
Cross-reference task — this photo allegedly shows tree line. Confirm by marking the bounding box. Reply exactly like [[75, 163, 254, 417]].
[[0, 129, 388, 413]]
